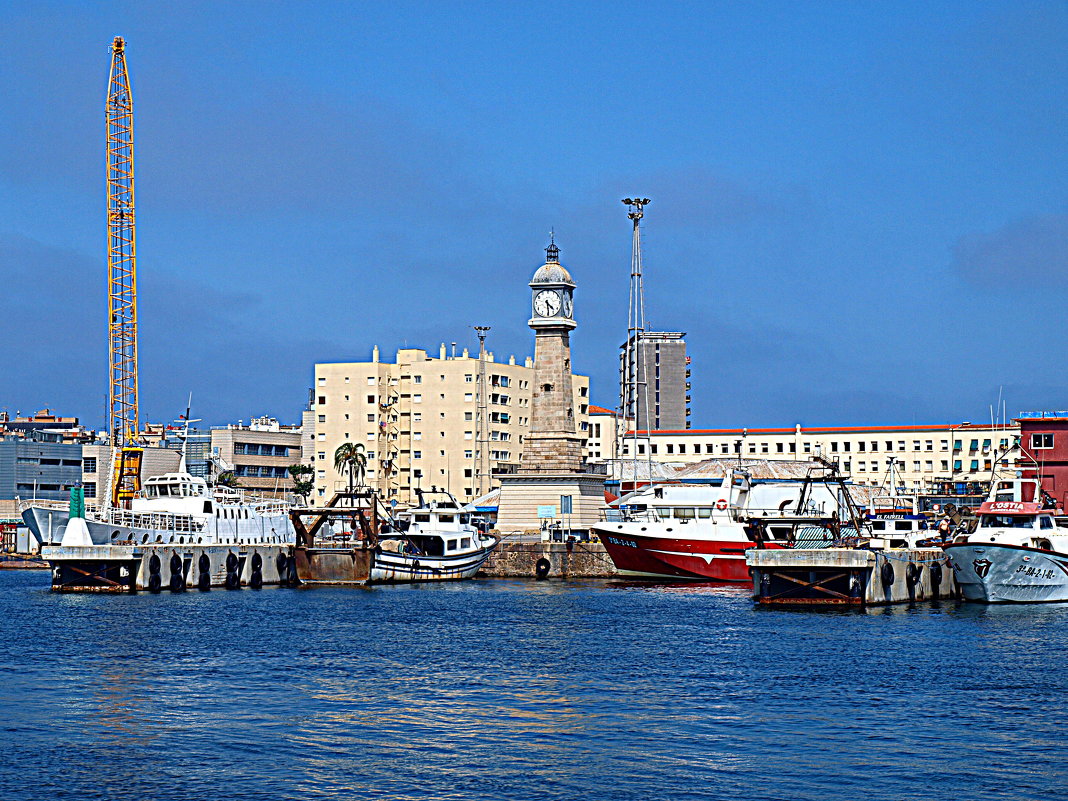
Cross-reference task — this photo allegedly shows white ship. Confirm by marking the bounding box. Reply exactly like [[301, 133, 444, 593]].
[[21, 444, 296, 592], [944, 482, 1068, 603]]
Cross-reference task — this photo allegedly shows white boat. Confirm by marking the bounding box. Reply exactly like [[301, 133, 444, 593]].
[[944, 482, 1068, 603], [373, 489, 499, 582], [21, 439, 295, 592]]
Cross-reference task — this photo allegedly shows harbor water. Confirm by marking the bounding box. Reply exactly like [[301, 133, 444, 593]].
[[1, 570, 1066, 801]]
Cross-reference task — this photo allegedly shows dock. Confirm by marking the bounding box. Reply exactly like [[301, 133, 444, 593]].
[[746, 547, 957, 606], [480, 537, 617, 579]]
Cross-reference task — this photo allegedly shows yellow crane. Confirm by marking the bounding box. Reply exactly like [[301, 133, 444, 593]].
[[106, 36, 142, 507]]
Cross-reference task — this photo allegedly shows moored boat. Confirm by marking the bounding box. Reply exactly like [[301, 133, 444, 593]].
[[374, 489, 499, 582], [944, 493, 1068, 602], [593, 467, 864, 582]]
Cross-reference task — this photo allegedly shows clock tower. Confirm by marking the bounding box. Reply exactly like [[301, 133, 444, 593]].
[[523, 240, 584, 472], [495, 236, 605, 538]]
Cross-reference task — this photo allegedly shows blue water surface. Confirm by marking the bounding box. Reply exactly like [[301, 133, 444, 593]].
[[0, 570, 1065, 801]]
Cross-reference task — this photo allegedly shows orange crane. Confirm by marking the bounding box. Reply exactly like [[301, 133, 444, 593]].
[[106, 36, 143, 507]]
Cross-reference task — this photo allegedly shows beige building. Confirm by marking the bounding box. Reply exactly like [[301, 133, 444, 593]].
[[310, 343, 590, 506], [210, 417, 303, 498], [621, 422, 1020, 492]]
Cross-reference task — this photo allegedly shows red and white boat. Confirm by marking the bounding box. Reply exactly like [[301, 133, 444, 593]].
[[593, 470, 856, 582]]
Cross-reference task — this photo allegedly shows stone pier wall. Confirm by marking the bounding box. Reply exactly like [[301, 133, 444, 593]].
[[480, 539, 617, 579]]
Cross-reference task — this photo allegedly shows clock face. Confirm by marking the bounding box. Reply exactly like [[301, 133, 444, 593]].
[[562, 295, 573, 318], [533, 290, 562, 317]]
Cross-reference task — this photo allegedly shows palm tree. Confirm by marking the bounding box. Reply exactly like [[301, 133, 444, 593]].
[[288, 464, 314, 504], [216, 470, 240, 489], [333, 442, 367, 496]]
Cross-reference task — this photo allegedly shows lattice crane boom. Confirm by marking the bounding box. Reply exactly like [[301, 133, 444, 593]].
[[106, 36, 142, 506]]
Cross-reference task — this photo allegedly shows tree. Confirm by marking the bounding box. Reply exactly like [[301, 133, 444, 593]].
[[216, 470, 239, 489], [288, 463, 314, 504], [333, 442, 367, 495]]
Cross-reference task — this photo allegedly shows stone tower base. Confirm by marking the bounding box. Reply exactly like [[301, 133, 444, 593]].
[[494, 472, 606, 535]]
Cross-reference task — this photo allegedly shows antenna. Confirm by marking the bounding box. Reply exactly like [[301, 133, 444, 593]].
[[473, 326, 491, 497]]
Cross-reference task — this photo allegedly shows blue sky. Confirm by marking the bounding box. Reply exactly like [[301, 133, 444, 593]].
[[2, 1, 1066, 429]]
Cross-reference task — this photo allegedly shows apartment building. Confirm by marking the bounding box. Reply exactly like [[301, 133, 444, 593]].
[[622, 422, 1020, 491], [620, 332, 691, 431], [311, 344, 590, 506]]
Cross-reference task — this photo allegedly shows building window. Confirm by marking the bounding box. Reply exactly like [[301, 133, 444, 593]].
[[84, 482, 96, 498], [464, 450, 473, 459], [953, 459, 962, 470], [413, 394, 422, 403], [465, 393, 474, 402], [367, 395, 375, 404], [83, 457, 97, 473], [318, 415, 326, 423], [970, 460, 979, 471], [465, 375, 473, 382], [318, 396, 326, 405], [413, 451, 422, 459], [897, 441, 905, 451], [1032, 433, 1054, 449], [413, 375, 422, 384]]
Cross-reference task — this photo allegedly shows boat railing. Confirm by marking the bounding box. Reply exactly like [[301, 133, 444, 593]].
[[604, 502, 832, 524], [105, 508, 205, 533]]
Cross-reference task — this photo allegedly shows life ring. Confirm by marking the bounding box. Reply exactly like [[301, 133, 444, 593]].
[[880, 561, 895, 588], [715, 499, 728, 511], [535, 557, 551, 580]]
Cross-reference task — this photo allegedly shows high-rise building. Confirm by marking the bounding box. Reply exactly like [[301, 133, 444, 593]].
[[620, 331, 690, 431], [310, 342, 590, 507]]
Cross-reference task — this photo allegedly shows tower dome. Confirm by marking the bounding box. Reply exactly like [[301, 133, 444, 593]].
[[530, 239, 574, 286]]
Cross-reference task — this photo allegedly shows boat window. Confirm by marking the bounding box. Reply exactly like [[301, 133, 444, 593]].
[[461, 538, 471, 548], [159, 485, 170, 497], [654, 507, 672, 519], [894, 521, 913, 531], [674, 508, 696, 519], [1041, 516, 1054, 530], [414, 514, 431, 523], [438, 514, 454, 522], [697, 508, 712, 518], [872, 521, 886, 531], [447, 539, 457, 551], [981, 515, 1035, 529]]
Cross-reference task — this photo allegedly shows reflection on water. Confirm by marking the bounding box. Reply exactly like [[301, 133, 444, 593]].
[[1, 572, 1066, 801]]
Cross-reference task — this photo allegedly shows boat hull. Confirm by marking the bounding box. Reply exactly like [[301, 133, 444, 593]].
[[944, 542, 1068, 603], [593, 526, 772, 582], [41, 543, 294, 592], [370, 538, 499, 583]]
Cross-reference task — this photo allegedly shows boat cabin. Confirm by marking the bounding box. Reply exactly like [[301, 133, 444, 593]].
[[959, 500, 1062, 550]]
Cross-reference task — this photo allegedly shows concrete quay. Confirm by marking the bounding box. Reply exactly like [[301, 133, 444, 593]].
[[480, 537, 617, 579], [747, 547, 957, 606]]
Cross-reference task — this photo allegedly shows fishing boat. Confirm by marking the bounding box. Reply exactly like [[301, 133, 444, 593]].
[[593, 465, 866, 582], [944, 480, 1068, 602], [374, 489, 499, 582]]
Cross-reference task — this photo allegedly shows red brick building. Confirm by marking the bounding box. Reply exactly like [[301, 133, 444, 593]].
[[1016, 413, 1068, 509]]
